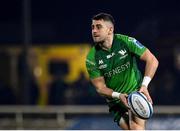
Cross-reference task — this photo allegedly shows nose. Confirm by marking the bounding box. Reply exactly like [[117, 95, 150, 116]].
[[92, 28, 97, 33], [92, 28, 98, 36]]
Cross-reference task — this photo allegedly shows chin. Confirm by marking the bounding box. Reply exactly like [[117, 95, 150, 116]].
[[93, 39, 103, 43], [93, 40, 100, 43], [94, 41, 104, 45]]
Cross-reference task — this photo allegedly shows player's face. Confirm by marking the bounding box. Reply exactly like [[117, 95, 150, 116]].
[[91, 19, 113, 43]]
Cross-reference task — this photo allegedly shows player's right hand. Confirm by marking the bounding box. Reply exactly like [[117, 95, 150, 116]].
[[119, 93, 130, 109]]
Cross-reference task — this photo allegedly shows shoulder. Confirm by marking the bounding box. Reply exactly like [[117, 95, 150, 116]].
[[115, 33, 135, 42], [115, 34, 143, 48], [86, 46, 97, 65], [86, 44, 102, 59], [86, 46, 96, 59]]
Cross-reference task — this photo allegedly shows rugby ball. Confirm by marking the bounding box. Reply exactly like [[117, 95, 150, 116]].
[[127, 91, 153, 119]]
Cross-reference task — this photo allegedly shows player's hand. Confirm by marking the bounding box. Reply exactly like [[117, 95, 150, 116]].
[[119, 93, 130, 109], [139, 86, 153, 104]]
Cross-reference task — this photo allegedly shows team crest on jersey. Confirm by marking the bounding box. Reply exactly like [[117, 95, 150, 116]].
[[118, 49, 126, 55], [118, 49, 128, 59]]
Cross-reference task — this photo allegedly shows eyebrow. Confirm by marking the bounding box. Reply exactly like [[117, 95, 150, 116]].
[[91, 23, 103, 27]]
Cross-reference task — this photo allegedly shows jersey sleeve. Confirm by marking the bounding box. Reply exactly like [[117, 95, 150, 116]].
[[86, 48, 102, 79], [125, 36, 147, 57]]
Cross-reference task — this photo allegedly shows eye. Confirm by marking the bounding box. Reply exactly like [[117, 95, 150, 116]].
[[96, 25, 102, 29]]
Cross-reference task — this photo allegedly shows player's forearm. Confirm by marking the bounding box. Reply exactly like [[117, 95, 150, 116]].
[[140, 49, 159, 88], [144, 54, 159, 79], [96, 85, 114, 98], [91, 77, 114, 98], [140, 49, 159, 79]]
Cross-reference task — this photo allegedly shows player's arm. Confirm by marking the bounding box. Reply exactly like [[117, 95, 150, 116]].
[[123, 36, 158, 103], [91, 77, 129, 108], [139, 49, 159, 103], [140, 49, 159, 79]]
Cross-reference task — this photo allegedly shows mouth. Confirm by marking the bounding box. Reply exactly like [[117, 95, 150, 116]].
[[93, 35, 100, 38]]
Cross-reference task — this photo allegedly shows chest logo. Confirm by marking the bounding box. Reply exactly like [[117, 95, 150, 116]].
[[118, 49, 127, 55], [118, 49, 128, 59]]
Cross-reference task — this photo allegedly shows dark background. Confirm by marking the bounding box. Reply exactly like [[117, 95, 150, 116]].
[[0, 0, 179, 105], [0, 0, 180, 44]]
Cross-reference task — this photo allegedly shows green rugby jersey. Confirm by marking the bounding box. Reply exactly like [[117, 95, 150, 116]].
[[86, 34, 147, 105]]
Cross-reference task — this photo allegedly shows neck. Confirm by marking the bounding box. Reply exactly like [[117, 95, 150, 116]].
[[100, 34, 114, 51]]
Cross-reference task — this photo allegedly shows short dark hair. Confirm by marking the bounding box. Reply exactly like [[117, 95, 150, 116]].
[[92, 13, 115, 26]]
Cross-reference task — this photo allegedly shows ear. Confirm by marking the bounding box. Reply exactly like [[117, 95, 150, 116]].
[[108, 26, 114, 34]]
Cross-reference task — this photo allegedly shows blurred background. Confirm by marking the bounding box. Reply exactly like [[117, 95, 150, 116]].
[[0, 0, 180, 129]]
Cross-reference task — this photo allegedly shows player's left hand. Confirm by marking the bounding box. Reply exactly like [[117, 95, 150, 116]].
[[139, 86, 153, 104]]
